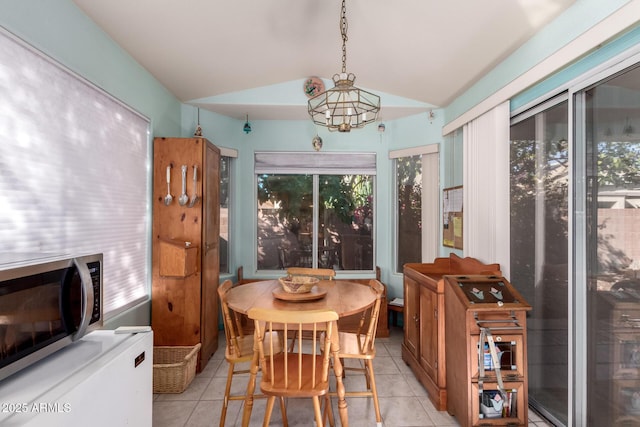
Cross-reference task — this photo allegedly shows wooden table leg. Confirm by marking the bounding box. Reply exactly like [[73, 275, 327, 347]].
[[241, 345, 260, 427], [331, 321, 349, 426]]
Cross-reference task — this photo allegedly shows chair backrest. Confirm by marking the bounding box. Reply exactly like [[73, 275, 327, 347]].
[[286, 267, 335, 281], [248, 307, 338, 394], [356, 279, 385, 354], [218, 279, 246, 357]]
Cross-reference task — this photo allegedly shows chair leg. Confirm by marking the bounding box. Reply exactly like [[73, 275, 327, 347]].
[[312, 396, 323, 427], [263, 396, 276, 427], [361, 360, 372, 390], [242, 351, 260, 427], [219, 361, 235, 427], [366, 359, 382, 426], [288, 331, 298, 352], [279, 397, 288, 427], [324, 393, 335, 427]]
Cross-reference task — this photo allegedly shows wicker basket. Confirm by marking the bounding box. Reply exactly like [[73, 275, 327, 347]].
[[153, 343, 201, 393]]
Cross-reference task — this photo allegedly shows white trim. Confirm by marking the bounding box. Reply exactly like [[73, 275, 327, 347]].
[[568, 47, 640, 93], [443, 0, 640, 135], [511, 93, 569, 125], [388, 143, 439, 159], [568, 88, 583, 427]]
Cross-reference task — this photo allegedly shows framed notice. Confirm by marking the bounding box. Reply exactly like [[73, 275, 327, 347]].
[[443, 186, 463, 249]]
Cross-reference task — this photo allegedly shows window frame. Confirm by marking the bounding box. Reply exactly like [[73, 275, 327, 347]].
[[218, 148, 237, 275], [390, 144, 439, 274], [254, 151, 377, 275]]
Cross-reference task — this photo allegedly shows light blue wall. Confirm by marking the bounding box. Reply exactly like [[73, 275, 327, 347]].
[[512, 24, 640, 111], [0, 0, 442, 308], [440, 0, 638, 268], [5, 0, 635, 310], [183, 105, 444, 298], [1, 0, 183, 327], [444, 0, 633, 126], [0, 1, 182, 137]]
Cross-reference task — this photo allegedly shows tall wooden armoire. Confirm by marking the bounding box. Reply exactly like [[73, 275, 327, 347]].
[[152, 137, 220, 372]]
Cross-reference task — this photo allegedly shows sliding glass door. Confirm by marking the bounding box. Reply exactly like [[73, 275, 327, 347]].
[[511, 98, 569, 425], [580, 64, 640, 427], [510, 50, 640, 426]]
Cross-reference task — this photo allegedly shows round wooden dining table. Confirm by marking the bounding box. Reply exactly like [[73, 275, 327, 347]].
[[226, 279, 377, 427]]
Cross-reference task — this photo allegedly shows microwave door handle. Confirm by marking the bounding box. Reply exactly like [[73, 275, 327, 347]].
[[71, 258, 94, 341]]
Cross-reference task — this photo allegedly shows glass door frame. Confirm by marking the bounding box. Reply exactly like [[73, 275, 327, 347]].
[[510, 93, 569, 426], [570, 49, 640, 427], [510, 44, 640, 426]]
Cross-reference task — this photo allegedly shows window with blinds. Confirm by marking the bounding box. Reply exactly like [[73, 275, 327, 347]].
[[255, 152, 376, 272], [0, 28, 150, 319]]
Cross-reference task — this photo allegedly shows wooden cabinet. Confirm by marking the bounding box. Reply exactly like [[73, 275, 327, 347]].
[[444, 275, 531, 427], [402, 254, 501, 411], [152, 137, 220, 372]]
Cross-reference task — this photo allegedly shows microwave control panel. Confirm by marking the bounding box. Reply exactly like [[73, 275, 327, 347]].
[[88, 260, 102, 324]]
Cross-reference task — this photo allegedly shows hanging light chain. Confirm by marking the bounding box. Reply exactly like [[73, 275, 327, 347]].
[[340, 0, 348, 74], [307, 0, 380, 132]]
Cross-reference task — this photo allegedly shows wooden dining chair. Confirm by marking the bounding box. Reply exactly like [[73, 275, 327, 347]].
[[284, 267, 336, 351], [286, 267, 335, 281], [217, 280, 286, 427], [335, 279, 385, 426], [248, 307, 338, 427]]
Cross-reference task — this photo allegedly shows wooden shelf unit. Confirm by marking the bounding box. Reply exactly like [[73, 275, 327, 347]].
[[402, 254, 501, 410], [444, 274, 531, 427], [151, 137, 220, 372]]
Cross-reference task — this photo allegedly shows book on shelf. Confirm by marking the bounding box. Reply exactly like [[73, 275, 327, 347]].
[[389, 298, 404, 307]]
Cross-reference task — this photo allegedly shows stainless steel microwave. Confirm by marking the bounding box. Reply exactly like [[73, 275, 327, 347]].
[[0, 253, 103, 382]]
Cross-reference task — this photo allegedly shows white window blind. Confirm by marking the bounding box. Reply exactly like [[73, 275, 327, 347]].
[[0, 28, 150, 319], [255, 152, 377, 175], [462, 101, 510, 275]]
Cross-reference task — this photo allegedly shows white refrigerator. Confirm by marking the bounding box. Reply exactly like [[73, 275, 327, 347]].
[[0, 330, 153, 426]]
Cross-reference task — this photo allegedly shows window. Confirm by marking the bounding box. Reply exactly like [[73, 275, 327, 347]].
[[219, 156, 230, 274], [390, 145, 439, 273], [218, 147, 237, 275], [395, 155, 422, 271], [255, 152, 376, 272], [0, 28, 150, 319]]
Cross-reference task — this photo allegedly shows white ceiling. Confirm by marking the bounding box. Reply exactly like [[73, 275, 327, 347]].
[[72, 0, 576, 121]]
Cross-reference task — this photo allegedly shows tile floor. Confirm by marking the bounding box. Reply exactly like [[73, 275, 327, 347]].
[[153, 326, 555, 426]]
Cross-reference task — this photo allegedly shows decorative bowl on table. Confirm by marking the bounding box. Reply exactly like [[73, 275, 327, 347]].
[[278, 275, 319, 294]]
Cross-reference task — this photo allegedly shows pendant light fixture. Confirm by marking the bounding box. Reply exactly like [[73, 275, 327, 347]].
[[243, 114, 252, 134], [307, 0, 380, 132]]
